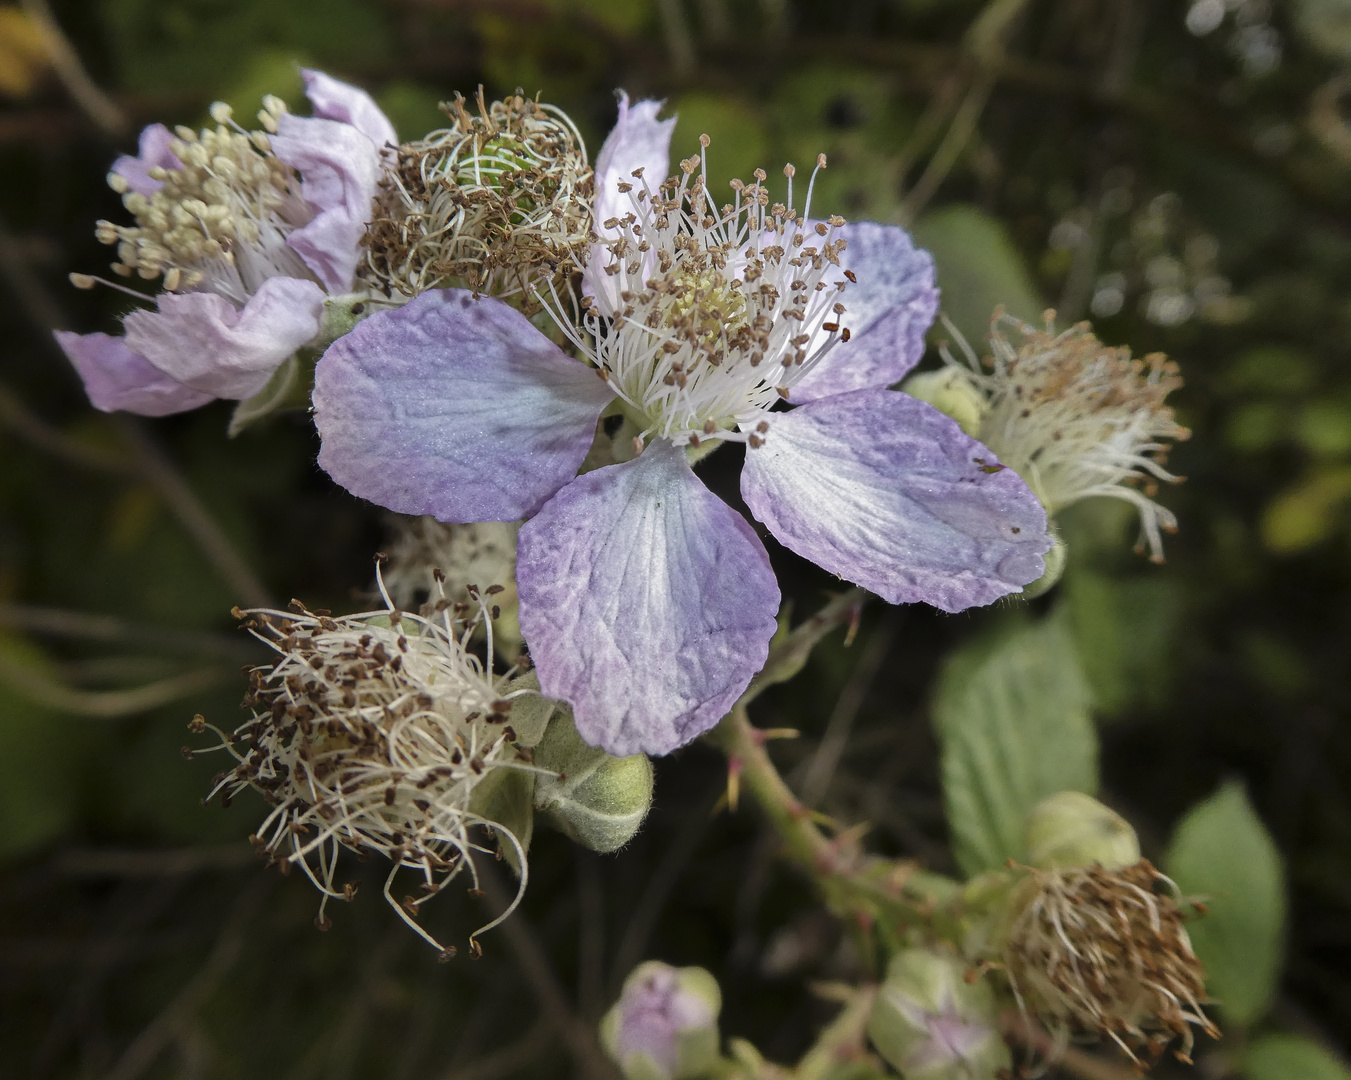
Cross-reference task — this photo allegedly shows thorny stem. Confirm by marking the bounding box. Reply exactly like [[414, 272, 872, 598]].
[[793, 985, 878, 1080], [709, 591, 951, 935]]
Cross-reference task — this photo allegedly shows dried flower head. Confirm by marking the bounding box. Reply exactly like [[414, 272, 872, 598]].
[[1003, 859, 1218, 1067], [360, 89, 593, 301], [933, 313, 1189, 561], [196, 573, 539, 957]]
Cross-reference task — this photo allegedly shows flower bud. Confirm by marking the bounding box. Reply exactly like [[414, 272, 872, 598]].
[[1025, 790, 1140, 871], [901, 368, 988, 438], [533, 710, 653, 852], [1018, 529, 1066, 599], [866, 949, 1010, 1080], [601, 962, 722, 1080]]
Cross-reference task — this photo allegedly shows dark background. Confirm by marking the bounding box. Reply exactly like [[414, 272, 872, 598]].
[[1, 0, 1349, 1076]]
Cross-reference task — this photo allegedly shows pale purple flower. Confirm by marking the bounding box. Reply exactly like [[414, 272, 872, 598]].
[[55, 69, 395, 416], [601, 962, 722, 1080], [313, 94, 1052, 757]]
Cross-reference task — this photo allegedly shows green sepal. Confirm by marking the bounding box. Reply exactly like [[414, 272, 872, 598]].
[[467, 767, 535, 878]]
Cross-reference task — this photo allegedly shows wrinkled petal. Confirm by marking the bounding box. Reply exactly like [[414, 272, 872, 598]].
[[791, 222, 939, 402], [741, 389, 1051, 612], [271, 114, 381, 293], [300, 68, 397, 154], [111, 124, 179, 197], [123, 277, 325, 399], [584, 92, 676, 312], [54, 331, 214, 416], [517, 440, 780, 757], [314, 289, 614, 522]]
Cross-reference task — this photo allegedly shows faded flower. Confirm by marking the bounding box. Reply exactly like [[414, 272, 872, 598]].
[[910, 313, 1189, 561], [1003, 859, 1218, 1066], [196, 577, 541, 957], [56, 70, 393, 416], [361, 89, 593, 302]]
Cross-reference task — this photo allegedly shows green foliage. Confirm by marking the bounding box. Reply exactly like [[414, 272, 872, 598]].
[[670, 92, 769, 196], [102, 0, 393, 95], [1165, 782, 1287, 1028], [911, 206, 1043, 348], [933, 616, 1098, 877], [1060, 568, 1182, 715], [1243, 1033, 1351, 1080], [0, 636, 82, 860]]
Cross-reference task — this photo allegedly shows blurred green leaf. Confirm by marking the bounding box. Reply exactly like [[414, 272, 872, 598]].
[[0, 635, 81, 861], [1165, 782, 1286, 1027], [104, 0, 392, 96], [934, 616, 1098, 877], [911, 205, 1044, 349], [376, 82, 449, 145], [1295, 399, 1351, 457], [1261, 465, 1351, 554], [1219, 346, 1316, 397], [1292, 0, 1351, 62], [1244, 1033, 1351, 1080], [671, 92, 769, 197], [1061, 569, 1182, 715], [1226, 401, 1288, 454]]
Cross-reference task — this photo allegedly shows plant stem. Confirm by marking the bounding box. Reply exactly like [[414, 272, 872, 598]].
[[794, 986, 878, 1080]]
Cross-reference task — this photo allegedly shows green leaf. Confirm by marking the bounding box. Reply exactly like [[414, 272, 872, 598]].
[[911, 205, 1044, 351], [934, 615, 1098, 877], [1164, 782, 1286, 1027], [1244, 1034, 1351, 1080], [1061, 569, 1183, 715]]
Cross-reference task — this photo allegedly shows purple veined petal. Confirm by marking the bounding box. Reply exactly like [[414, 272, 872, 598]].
[[299, 68, 398, 154], [54, 330, 215, 416], [123, 277, 326, 399], [791, 221, 940, 403], [741, 389, 1052, 613], [314, 289, 615, 522], [271, 114, 382, 293], [583, 92, 676, 312], [516, 439, 781, 758], [110, 124, 179, 197]]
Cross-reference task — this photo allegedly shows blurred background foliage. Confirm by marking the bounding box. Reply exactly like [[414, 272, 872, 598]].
[[1, 0, 1351, 1076]]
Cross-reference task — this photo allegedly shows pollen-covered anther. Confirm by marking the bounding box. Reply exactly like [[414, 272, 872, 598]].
[[549, 137, 851, 449], [360, 88, 593, 304], [95, 107, 314, 306], [1003, 859, 1219, 1068], [196, 576, 538, 954]]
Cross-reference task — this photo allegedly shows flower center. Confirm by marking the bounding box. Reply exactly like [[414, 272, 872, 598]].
[[98, 100, 314, 305], [556, 147, 852, 448]]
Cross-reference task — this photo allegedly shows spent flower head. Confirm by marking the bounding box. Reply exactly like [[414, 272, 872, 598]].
[[361, 89, 593, 301], [196, 571, 540, 957], [1003, 859, 1218, 1067], [915, 312, 1189, 561]]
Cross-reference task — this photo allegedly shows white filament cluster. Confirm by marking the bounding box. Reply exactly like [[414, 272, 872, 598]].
[[196, 574, 538, 956], [943, 313, 1189, 561], [547, 145, 852, 448]]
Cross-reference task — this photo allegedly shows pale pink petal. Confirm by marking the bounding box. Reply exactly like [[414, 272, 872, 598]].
[[123, 277, 325, 399], [300, 68, 398, 153], [54, 331, 214, 416], [111, 124, 179, 197]]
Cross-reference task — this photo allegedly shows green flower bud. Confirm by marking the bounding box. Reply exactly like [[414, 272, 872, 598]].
[[533, 710, 653, 852], [1018, 529, 1066, 599], [1025, 790, 1140, 871], [901, 368, 988, 438], [867, 949, 1010, 1080], [601, 962, 722, 1080]]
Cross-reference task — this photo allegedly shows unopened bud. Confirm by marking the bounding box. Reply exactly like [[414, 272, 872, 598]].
[[867, 949, 1010, 1080], [1018, 528, 1066, 599], [601, 962, 722, 1080], [1026, 790, 1140, 871], [902, 368, 988, 438], [533, 710, 653, 852]]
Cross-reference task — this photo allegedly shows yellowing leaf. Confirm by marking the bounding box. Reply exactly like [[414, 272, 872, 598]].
[[0, 7, 50, 97]]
